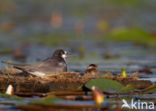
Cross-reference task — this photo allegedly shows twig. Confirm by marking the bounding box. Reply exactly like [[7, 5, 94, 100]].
[[139, 84, 156, 94], [47, 91, 86, 96], [15, 92, 46, 97]]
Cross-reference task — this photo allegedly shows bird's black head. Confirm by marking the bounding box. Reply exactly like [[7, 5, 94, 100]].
[[52, 49, 69, 59]]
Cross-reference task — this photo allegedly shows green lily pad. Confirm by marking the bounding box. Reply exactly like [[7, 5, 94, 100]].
[[0, 48, 12, 54], [32, 96, 61, 105], [119, 84, 134, 93], [85, 78, 124, 92], [0, 93, 11, 97], [107, 27, 156, 46], [7, 96, 24, 101]]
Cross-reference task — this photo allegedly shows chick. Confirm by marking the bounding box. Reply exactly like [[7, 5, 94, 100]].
[[84, 64, 98, 77]]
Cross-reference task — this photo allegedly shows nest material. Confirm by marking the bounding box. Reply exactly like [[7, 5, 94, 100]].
[[0, 67, 152, 93]]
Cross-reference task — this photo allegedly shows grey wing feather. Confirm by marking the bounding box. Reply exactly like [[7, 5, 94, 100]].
[[13, 64, 34, 72], [35, 59, 67, 73], [1, 60, 32, 72], [5, 58, 67, 75], [1, 61, 29, 66]]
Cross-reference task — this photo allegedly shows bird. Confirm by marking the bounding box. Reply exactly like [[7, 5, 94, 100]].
[[84, 64, 98, 77], [2, 49, 70, 77]]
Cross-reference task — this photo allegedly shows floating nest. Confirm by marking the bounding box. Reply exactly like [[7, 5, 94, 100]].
[[0, 66, 152, 93]]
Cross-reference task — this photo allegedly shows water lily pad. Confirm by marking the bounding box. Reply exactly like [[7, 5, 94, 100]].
[[32, 96, 61, 105], [85, 78, 124, 92], [0, 93, 11, 97], [7, 96, 24, 101], [0, 48, 12, 54], [119, 84, 134, 93], [107, 27, 156, 46]]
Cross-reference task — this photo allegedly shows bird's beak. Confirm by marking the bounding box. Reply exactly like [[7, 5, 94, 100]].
[[66, 53, 71, 57]]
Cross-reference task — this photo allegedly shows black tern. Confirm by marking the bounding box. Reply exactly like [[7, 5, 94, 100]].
[[2, 49, 70, 77]]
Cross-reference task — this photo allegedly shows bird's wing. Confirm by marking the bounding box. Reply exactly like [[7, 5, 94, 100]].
[[1, 60, 33, 72], [13, 64, 34, 72], [33, 58, 67, 73], [1, 58, 67, 75], [36, 59, 63, 69]]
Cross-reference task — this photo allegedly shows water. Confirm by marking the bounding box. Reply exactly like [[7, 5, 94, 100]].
[[0, 0, 156, 110]]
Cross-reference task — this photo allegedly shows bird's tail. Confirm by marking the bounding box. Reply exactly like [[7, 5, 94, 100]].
[[1, 60, 29, 72], [0, 60, 28, 66]]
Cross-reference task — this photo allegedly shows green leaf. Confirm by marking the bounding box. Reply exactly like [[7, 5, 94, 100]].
[[85, 78, 124, 92], [0, 93, 11, 97], [107, 27, 156, 46], [32, 96, 61, 105], [7, 96, 23, 101], [0, 48, 12, 55], [119, 84, 134, 93]]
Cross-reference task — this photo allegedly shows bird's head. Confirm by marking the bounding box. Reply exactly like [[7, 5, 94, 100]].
[[88, 64, 98, 70], [85, 64, 98, 74], [52, 49, 70, 59]]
